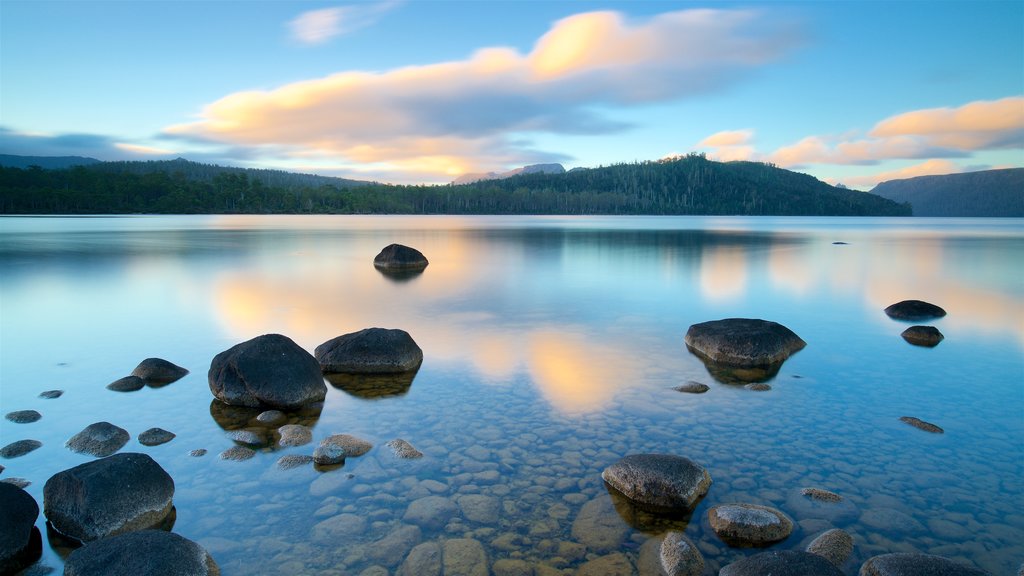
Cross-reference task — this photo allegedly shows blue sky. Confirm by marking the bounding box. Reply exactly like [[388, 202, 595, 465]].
[[1, 0, 1021, 187]]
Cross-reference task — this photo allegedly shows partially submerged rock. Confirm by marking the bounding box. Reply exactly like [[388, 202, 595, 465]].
[[901, 325, 944, 347], [806, 528, 854, 567], [39, 389, 64, 399], [0, 440, 42, 459], [319, 434, 373, 458], [373, 243, 429, 271], [208, 334, 326, 409], [685, 318, 806, 367], [44, 453, 174, 542], [859, 553, 988, 575], [720, 550, 844, 576], [884, 300, 947, 320], [276, 455, 314, 470], [801, 487, 843, 503], [63, 530, 219, 576], [660, 532, 704, 576], [316, 328, 423, 374], [745, 383, 771, 391], [106, 376, 146, 392], [4, 410, 41, 424], [66, 422, 130, 457], [708, 503, 793, 547], [138, 428, 176, 447], [0, 483, 42, 575], [387, 438, 424, 459], [601, 454, 711, 510], [219, 446, 255, 461], [900, 416, 944, 433], [277, 424, 313, 447], [131, 358, 189, 385], [673, 381, 709, 394]]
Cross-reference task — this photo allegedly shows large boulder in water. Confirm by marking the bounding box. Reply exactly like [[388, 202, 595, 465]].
[[601, 454, 711, 510], [685, 318, 805, 368], [209, 334, 326, 409], [720, 550, 844, 576], [373, 244, 428, 271], [131, 358, 189, 385], [884, 300, 947, 320], [0, 483, 42, 574], [63, 530, 220, 576], [859, 553, 988, 575], [66, 422, 130, 457], [316, 328, 423, 374], [43, 452, 174, 542]]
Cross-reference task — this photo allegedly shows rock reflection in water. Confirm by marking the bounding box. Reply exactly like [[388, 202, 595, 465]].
[[374, 267, 425, 283], [604, 482, 698, 535], [208, 400, 323, 450], [45, 507, 177, 560], [325, 371, 417, 399], [688, 350, 784, 384]]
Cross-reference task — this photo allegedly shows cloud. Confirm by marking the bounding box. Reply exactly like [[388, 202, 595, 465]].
[[841, 159, 966, 189], [870, 96, 1024, 149], [168, 8, 802, 182], [289, 1, 400, 45], [696, 129, 757, 162], [0, 127, 178, 160]]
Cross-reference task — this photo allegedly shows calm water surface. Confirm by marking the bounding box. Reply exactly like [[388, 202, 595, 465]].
[[1, 215, 1022, 574]]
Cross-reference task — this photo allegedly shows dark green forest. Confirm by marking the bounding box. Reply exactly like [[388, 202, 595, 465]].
[[0, 154, 911, 216]]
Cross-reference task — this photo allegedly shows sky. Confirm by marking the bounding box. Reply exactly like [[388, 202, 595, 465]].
[[1, 0, 1021, 188]]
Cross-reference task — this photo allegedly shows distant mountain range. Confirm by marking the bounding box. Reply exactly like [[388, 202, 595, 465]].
[[869, 168, 1023, 217], [452, 163, 566, 185], [0, 154, 101, 169]]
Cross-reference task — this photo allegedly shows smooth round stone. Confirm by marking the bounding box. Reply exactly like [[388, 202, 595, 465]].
[[660, 532, 704, 576], [226, 429, 270, 447], [386, 438, 423, 459], [673, 381, 709, 394], [801, 487, 842, 502], [708, 503, 793, 546], [5, 410, 41, 424], [219, 445, 255, 461], [859, 553, 989, 576], [276, 455, 314, 470], [256, 410, 286, 425], [138, 428, 176, 447], [900, 416, 944, 433], [402, 496, 458, 530], [312, 444, 346, 466], [208, 333, 326, 409], [278, 424, 312, 447], [66, 422, 130, 457], [38, 390, 64, 399], [373, 243, 428, 271], [0, 482, 41, 575], [315, 328, 423, 374], [884, 300, 947, 320], [806, 528, 854, 567], [684, 318, 806, 367], [63, 530, 218, 576], [319, 434, 373, 457], [901, 325, 944, 347], [720, 550, 844, 576], [106, 376, 146, 392], [131, 358, 189, 384], [0, 440, 42, 459], [601, 454, 711, 510], [188, 449, 207, 457]]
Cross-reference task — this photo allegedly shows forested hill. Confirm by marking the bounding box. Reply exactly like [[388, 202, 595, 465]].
[[0, 154, 101, 169], [89, 157, 370, 190], [869, 168, 1024, 217], [0, 154, 911, 216]]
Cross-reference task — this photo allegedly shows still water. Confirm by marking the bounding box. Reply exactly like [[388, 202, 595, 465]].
[[1, 215, 1022, 574]]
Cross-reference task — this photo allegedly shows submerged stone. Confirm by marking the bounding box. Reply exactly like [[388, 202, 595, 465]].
[[806, 528, 854, 567], [219, 446, 255, 461], [138, 428, 176, 447], [386, 438, 424, 459], [859, 553, 988, 576], [38, 390, 64, 399], [131, 358, 189, 384], [900, 416, 944, 433], [800, 487, 843, 503], [708, 503, 793, 547], [276, 455, 314, 470], [66, 422, 130, 457], [0, 440, 42, 459], [373, 243, 429, 271], [720, 550, 844, 576], [660, 532, 704, 576], [106, 376, 146, 392], [901, 325, 944, 347], [208, 333, 326, 410], [884, 300, 947, 320], [673, 381, 709, 394], [601, 454, 711, 510], [5, 410, 42, 424], [315, 328, 423, 374], [277, 424, 312, 447], [63, 530, 219, 576]]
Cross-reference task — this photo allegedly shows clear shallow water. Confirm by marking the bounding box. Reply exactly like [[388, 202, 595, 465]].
[[1, 215, 1022, 575]]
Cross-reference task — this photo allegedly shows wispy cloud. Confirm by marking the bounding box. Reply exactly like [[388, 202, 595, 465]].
[[0, 127, 178, 160], [168, 8, 803, 182], [697, 129, 756, 161], [289, 1, 400, 45], [840, 159, 966, 188]]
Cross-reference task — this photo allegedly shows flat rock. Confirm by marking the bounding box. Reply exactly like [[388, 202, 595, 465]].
[[720, 550, 844, 576], [255, 410, 286, 425], [673, 381, 709, 394], [131, 358, 189, 384], [660, 531, 704, 576], [66, 422, 130, 457], [226, 429, 270, 447], [43, 452, 174, 542], [0, 440, 42, 459], [708, 503, 793, 546], [63, 530, 218, 576], [801, 487, 842, 502], [276, 455, 314, 470], [138, 428, 176, 447], [684, 318, 806, 367], [189, 449, 207, 457], [601, 454, 711, 510], [458, 494, 500, 524], [5, 410, 41, 424], [901, 326, 944, 347], [319, 434, 373, 458], [443, 538, 488, 576], [571, 496, 629, 553], [806, 528, 853, 567], [219, 446, 255, 461], [900, 416, 944, 433], [374, 243, 429, 271], [39, 390, 64, 399], [386, 438, 423, 459], [884, 300, 947, 320], [859, 553, 989, 575], [0, 483, 42, 575], [403, 495, 458, 530], [107, 376, 146, 392], [398, 541, 441, 576], [311, 513, 367, 545], [745, 382, 771, 391], [364, 524, 422, 568], [277, 424, 312, 447], [0, 478, 31, 489], [315, 328, 423, 374], [312, 444, 346, 466], [208, 333, 326, 409]]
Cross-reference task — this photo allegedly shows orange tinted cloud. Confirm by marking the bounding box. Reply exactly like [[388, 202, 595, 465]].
[[871, 96, 1024, 149], [841, 159, 964, 188]]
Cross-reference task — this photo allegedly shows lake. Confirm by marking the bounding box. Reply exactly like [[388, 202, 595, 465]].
[[1, 215, 1022, 575]]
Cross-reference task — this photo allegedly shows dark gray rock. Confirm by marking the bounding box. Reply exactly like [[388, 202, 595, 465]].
[[900, 416, 944, 433], [39, 390, 64, 399], [0, 482, 42, 575], [0, 478, 30, 489], [138, 428, 176, 447], [884, 300, 947, 320], [131, 358, 189, 384], [106, 376, 146, 392], [373, 244, 428, 271], [859, 553, 989, 575], [660, 531, 704, 576], [208, 334, 326, 409], [66, 422, 130, 457], [673, 381, 709, 394], [601, 454, 711, 510], [0, 440, 42, 459], [386, 438, 424, 459], [685, 318, 806, 367], [5, 410, 42, 423], [315, 328, 423, 374], [806, 528, 853, 567], [707, 503, 793, 546], [63, 530, 219, 576], [720, 550, 844, 576], [901, 326, 944, 347], [189, 449, 207, 457], [43, 453, 174, 542]]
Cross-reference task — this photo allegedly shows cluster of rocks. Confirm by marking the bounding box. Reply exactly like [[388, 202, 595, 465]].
[[107, 358, 189, 392], [885, 299, 947, 347]]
